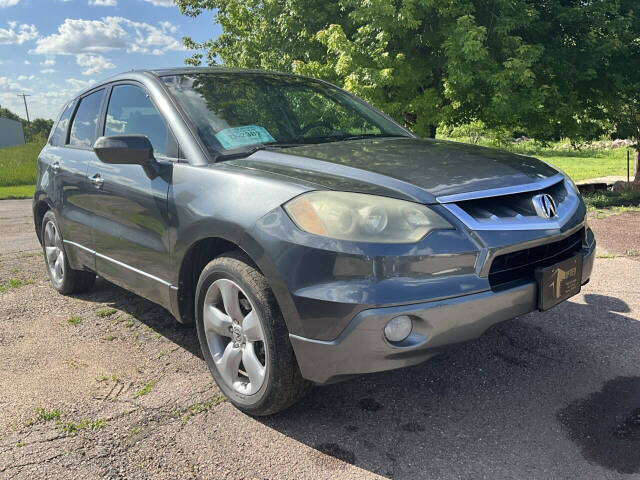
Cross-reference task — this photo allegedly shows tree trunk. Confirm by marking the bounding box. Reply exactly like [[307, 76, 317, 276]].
[[427, 124, 437, 139], [635, 128, 640, 183]]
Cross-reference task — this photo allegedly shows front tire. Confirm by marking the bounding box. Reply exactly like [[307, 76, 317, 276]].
[[195, 252, 309, 415], [41, 211, 95, 295]]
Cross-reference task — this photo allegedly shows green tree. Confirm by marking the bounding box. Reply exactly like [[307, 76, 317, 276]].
[[176, 0, 638, 144], [0, 105, 53, 143], [596, 1, 640, 182]]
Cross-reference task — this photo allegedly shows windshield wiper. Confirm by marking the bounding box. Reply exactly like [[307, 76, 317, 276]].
[[335, 133, 409, 141], [214, 143, 300, 162]]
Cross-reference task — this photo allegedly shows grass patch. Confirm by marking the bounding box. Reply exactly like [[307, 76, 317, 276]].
[[127, 426, 142, 437], [0, 184, 35, 199], [0, 142, 44, 187], [536, 148, 629, 182], [96, 307, 117, 318], [582, 189, 640, 211], [15, 440, 26, 447], [57, 418, 107, 435], [173, 394, 227, 423], [0, 277, 34, 293], [32, 407, 62, 423], [134, 379, 157, 398], [0, 142, 46, 199], [66, 316, 82, 326]]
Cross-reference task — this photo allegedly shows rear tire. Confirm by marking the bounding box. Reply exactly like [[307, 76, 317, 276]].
[[41, 211, 95, 295], [195, 251, 309, 415]]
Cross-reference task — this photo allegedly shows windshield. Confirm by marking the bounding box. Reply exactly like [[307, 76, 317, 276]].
[[161, 73, 410, 157]]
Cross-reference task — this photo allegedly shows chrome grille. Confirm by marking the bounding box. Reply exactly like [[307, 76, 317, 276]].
[[456, 180, 567, 223], [441, 176, 579, 231]]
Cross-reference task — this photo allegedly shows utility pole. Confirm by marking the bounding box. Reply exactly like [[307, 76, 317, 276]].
[[17, 93, 31, 123]]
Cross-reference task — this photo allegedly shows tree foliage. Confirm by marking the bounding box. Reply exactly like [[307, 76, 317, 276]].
[[176, 0, 639, 144], [0, 105, 53, 143]]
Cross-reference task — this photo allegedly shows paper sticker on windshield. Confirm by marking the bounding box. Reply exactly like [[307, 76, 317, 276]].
[[215, 125, 276, 150]]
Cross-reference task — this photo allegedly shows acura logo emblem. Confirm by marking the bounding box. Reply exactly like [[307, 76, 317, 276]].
[[532, 194, 557, 219]]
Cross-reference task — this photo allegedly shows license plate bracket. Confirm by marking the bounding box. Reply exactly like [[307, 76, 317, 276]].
[[535, 254, 583, 311]]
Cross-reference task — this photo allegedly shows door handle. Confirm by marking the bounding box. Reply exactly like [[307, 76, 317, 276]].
[[51, 161, 60, 174], [90, 173, 104, 188]]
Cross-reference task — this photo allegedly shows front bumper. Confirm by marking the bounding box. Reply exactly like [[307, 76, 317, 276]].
[[290, 231, 595, 384]]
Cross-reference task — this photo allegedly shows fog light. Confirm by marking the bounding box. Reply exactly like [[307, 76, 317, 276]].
[[384, 315, 412, 342]]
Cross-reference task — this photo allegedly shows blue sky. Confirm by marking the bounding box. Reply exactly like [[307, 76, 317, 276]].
[[0, 0, 220, 119]]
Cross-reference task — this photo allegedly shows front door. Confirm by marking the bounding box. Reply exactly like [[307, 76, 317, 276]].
[[86, 83, 177, 309]]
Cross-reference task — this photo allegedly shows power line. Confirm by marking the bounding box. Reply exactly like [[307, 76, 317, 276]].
[[17, 93, 31, 123]]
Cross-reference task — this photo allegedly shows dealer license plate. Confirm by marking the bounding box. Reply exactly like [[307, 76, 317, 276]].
[[535, 254, 583, 311]]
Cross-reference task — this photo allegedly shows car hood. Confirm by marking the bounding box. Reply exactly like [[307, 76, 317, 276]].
[[229, 137, 559, 204]]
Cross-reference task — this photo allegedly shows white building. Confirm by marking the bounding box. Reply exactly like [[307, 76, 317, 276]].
[[0, 117, 25, 148]]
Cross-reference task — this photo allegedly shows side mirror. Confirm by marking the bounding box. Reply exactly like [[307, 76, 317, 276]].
[[94, 135, 154, 166]]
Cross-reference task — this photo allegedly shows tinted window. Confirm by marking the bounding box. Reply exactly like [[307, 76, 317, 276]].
[[69, 89, 104, 148], [105, 85, 169, 157], [50, 101, 74, 147]]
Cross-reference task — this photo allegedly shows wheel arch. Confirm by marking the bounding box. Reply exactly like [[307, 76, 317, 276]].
[[174, 233, 303, 336], [33, 196, 53, 245]]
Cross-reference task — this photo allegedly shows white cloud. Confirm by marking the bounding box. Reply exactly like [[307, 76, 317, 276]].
[[76, 53, 115, 75], [24, 60, 29, 64], [0, 0, 20, 7], [0, 22, 38, 44], [1, 77, 97, 119], [41, 68, 55, 74], [0, 76, 24, 91], [66, 78, 95, 91], [140, 0, 174, 6], [89, 0, 117, 5], [159, 20, 177, 33], [17, 74, 35, 81], [41, 58, 55, 66], [33, 16, 182, 57]]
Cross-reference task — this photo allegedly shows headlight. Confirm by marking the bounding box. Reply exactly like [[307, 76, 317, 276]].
[[284, 191, 453, 243]]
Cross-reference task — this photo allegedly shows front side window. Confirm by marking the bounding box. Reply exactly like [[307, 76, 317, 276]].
[[162, 73, 409, 156], [68, 89, 104, 148], [50, 101, 74, 147], [104, 85, 170, 157]]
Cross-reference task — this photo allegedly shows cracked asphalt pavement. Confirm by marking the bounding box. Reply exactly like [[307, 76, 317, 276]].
[[0, 199, 639, 479]]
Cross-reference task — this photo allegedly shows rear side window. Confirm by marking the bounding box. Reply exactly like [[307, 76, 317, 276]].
[[105, 85, 170, 157], [49, 101, 74, 147], [69, 89, 104, 148]]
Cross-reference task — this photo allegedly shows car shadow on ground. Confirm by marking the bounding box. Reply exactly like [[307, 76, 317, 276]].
[[79, 281, 640, 478], [75, 277, 203, 359], [260, 293, 640, 478]]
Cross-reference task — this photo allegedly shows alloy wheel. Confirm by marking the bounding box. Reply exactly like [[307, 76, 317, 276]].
[[203, 278, 267, 395], [44, 220, 65, 286]]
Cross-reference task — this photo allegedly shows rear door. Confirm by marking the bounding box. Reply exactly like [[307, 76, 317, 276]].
[[86, 82, 177, 309], [55, 88, 106, 270]]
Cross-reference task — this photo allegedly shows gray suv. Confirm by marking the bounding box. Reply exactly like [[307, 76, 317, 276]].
[[34, 68, 595, 415]]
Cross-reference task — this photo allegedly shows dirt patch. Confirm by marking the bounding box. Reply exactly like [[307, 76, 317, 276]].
[[588, 211, 640, 260]]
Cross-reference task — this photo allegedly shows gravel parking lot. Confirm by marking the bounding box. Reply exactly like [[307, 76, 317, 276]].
[[1, 199, 639, 479]]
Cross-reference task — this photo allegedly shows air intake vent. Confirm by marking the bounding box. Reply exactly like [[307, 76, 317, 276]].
[[488, 228, 585, 288]]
